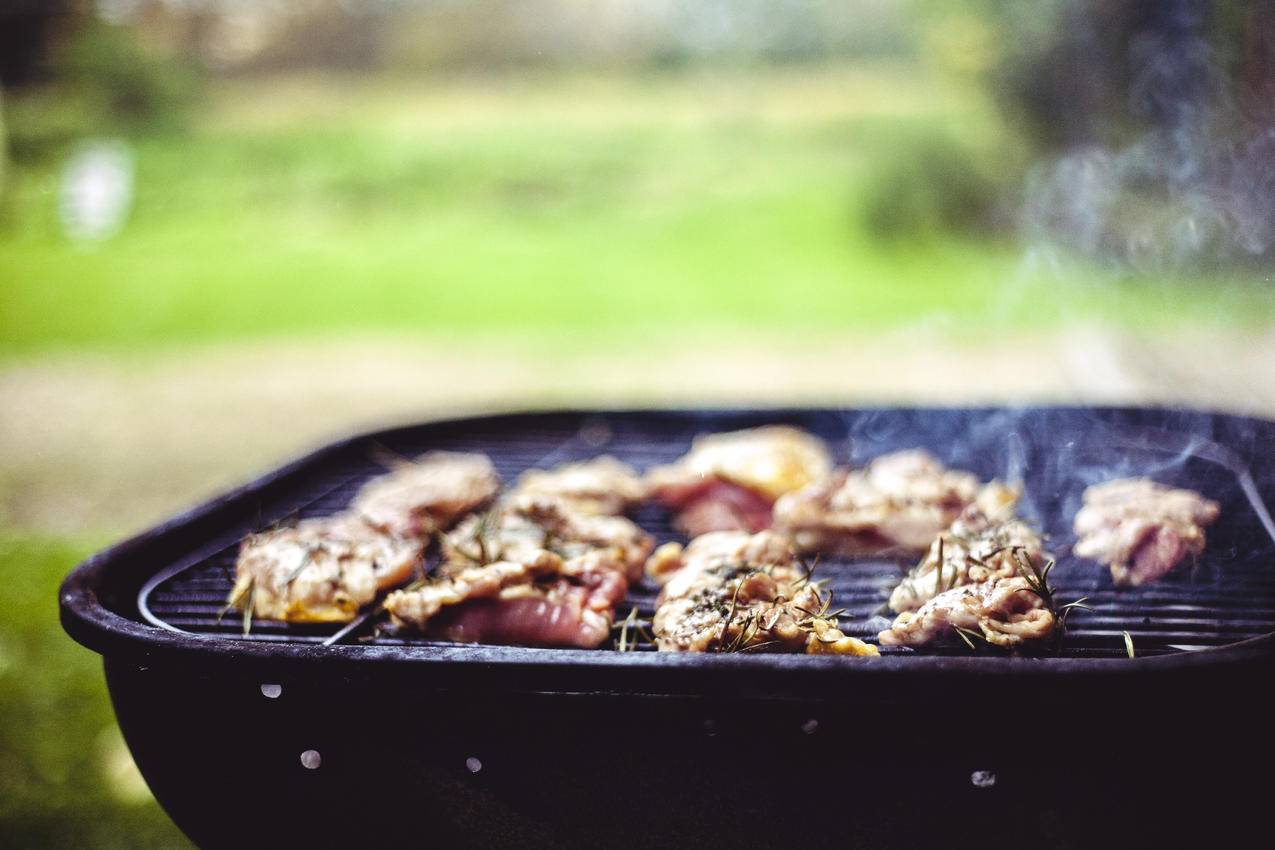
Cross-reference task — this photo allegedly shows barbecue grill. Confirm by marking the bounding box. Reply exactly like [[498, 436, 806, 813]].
[[60, 407, 1275, 848]]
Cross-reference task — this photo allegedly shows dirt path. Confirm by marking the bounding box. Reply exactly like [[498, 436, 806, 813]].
[[4, 327, 1274, 536]]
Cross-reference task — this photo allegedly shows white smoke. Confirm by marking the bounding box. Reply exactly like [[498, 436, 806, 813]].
[[1021, 1, 1275, 273]]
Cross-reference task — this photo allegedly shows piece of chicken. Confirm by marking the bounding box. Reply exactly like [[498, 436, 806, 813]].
[[878, 576, 1055, 648], [888, 493, 1043, 614], [773, 450, 999, 556], [443, 494, 653, 581], [510, 456, 646, 515], [1073, 478, 1220, 586], [383, 548, 627, 648], [645, 426, 832, 537], [352, 451, 500, 538], [229, 513, 424, 623], [649, 530, 878, 656]]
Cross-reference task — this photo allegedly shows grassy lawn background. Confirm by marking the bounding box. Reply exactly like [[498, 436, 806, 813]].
[[4, 66, 1273, 361], [0, 534, 190, 847], [3, 64, 1274, 846]]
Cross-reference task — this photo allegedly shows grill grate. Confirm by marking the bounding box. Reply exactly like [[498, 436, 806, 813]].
[[140, 413, 1275, 659]]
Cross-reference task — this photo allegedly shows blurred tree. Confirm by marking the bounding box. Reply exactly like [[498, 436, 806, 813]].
[[861, 132, 1010, 241], [1, 6, 200, 167], [58, 18, 199, 131], [989, 0, 1228, 151], [980, 0, 1275, 270], [0, 1, 77, 87]]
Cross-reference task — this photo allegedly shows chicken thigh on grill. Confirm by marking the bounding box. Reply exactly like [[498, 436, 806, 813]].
[[878, 576, 1055, 649], [229, 513, 424, 623], [648, 530, 878, 656], [645, 426, 832, 537], [887, 487, 1043, 614], [773, 450, 997, 556], [352, 451, 500, 539], [1073, 478, 1220, 586], [510, 456, 646, 516]]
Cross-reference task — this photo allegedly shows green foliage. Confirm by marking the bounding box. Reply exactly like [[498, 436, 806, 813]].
[[59, 22, 199, 132], [0, 69, 1011, 355], [860, 131, 1009, 241], [0, 534, 190, 848], [4, 21, 199, 165], [1, 68, 1272, 360]]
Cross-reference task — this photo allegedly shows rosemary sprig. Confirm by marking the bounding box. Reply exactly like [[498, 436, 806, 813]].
[[612, 606, 654, 651], [735, 640, 782, 653], [715, 569, 791, 653], [451, 506, 504, 565], [718, 576, 745, 648], [933, 536, 946, 596], [239, 577, 255, 636], [473, 507, 493, 564], [722, 613, 761, 652], [617, 606, 638, 652], [217, 576, 256, 636], [966, 554, 990, 571], [952, 624, 982, 652], [792, 555, 821, 589], [1010, 547, 1091, 642], [791, 581, 844, 628], [947, 549, 1091, 654], [283, 544, 318, 586]]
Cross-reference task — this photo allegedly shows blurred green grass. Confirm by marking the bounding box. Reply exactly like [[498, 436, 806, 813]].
[[0, 534, 190, 848], [4, 67, 1273, 360]]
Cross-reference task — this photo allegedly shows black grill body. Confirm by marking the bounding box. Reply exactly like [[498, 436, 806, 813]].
[[60, 407, 1275, 848]]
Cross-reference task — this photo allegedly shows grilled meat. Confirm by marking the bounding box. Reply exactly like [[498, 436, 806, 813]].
[[386, 493, 649, 648], [646, 426, 832, 537], [888, 488, 1042, 613], [1073, 478, 1220, 586], [773, 449, 995, 556], [878, 577, 1055, 648], [511, 456, 646, 515], [229, 514, 423, 623], [443, 494, 653, 581], [649, 530, 878, 656], [383, 548, 627, 648], [423, 579, 617, 648], [353, 451, 500, 538]]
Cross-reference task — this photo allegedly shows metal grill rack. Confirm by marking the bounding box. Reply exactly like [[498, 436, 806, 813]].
[[137, 410, 1275, 659]]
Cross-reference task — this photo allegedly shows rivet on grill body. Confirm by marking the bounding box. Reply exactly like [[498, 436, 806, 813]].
[[801, 719, 819, 735], [970, 770, 996, 789], [260, 683, 282, 699], [579, 419, 612, 447], [466, 757, 483, 774], [300, 750, 322, 770]]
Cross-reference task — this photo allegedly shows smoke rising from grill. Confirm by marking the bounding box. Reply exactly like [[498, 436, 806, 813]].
[[838, 404, 1275, 567], [1019, 0, 1275, 273]]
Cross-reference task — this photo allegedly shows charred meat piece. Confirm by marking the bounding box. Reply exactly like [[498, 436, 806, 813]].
[[229, 514, 423, 623], [773, 450, 997, 556], [878, 577, 1055, 649], [1073, 478, 1220, 586], [383, 548, 627, 649], [511, 456, 646, 515], [353, 451, 500, 538], [443, 494, 653, 581], [646, 426, 832, 537], [649, 530, 878, 656], [888, 491, 1043, 614]]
